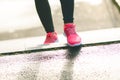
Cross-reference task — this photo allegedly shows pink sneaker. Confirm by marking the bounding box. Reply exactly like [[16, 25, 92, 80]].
[[44, 32, 58, 44], [64, 23, 81, 46]]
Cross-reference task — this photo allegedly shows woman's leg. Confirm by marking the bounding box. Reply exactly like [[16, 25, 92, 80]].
[[35, 0, 58, 44], [60, 0, 81, 46], [60, 0, 74, 23], [35, 0, 54, 33]]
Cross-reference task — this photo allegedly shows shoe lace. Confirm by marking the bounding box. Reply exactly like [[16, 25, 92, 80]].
[[65, 27, 76, 36], [45, 33, 53, 42], [46, 32, 56, 40], [47, 33, 52, 37]]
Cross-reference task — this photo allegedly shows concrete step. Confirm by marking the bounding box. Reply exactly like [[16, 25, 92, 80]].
[[115, 0, 120, 6], [0, 28, 120, 54]]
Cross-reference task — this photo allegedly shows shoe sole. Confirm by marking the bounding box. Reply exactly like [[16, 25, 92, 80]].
[[68, 42, 82, 47], [63, 33, 82, 47], [44, 39, 59, 45]]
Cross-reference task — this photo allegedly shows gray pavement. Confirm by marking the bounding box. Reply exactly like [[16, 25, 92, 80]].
[[0, 43, 120, 80]]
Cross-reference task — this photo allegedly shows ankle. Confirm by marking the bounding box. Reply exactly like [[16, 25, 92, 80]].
[[64, 23, 76, 29], [47, 31, 55, 33], [46, 32, 57, 34], [64, 23, 74, 25]]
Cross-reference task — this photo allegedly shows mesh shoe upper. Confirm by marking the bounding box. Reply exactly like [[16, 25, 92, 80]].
[[64, 23, 81, 46], [44, 32, 58, 44]]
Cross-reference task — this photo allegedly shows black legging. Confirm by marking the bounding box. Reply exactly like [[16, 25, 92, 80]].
[[35, 0, 74, 33]]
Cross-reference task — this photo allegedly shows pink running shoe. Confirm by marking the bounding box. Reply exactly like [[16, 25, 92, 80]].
[[64, 23, 81, 46], [44, 32, 58, 44]]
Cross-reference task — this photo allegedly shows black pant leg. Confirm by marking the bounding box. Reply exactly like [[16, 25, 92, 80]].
[[35, 0, 54, 33], [60, 0, 74, 23]]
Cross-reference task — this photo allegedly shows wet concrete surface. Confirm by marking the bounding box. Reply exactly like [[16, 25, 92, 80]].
[[0, 0, 120, 40], [0, 43, 120, 80], [0, 1, 120, 80]]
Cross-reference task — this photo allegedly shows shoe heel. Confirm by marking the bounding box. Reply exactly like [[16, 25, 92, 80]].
[[55, 39, 59, 43], [63, 33, 66, 37]]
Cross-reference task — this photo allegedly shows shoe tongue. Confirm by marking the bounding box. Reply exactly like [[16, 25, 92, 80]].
[[64, 23, 75, 29], [47, 32, 52, 37], [65, 23, 73, 26], [47, 32, 55, 37]]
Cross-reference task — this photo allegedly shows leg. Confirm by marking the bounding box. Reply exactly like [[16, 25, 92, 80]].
[[35, 0, 58, 44], [60, 0, 81, 46], [60, 0, 74, 23], [35, 0, 54, 33]]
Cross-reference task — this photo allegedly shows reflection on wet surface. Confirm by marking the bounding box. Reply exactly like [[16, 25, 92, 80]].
[[0, 43, 120, 80], [0, 0, 120, 41]]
